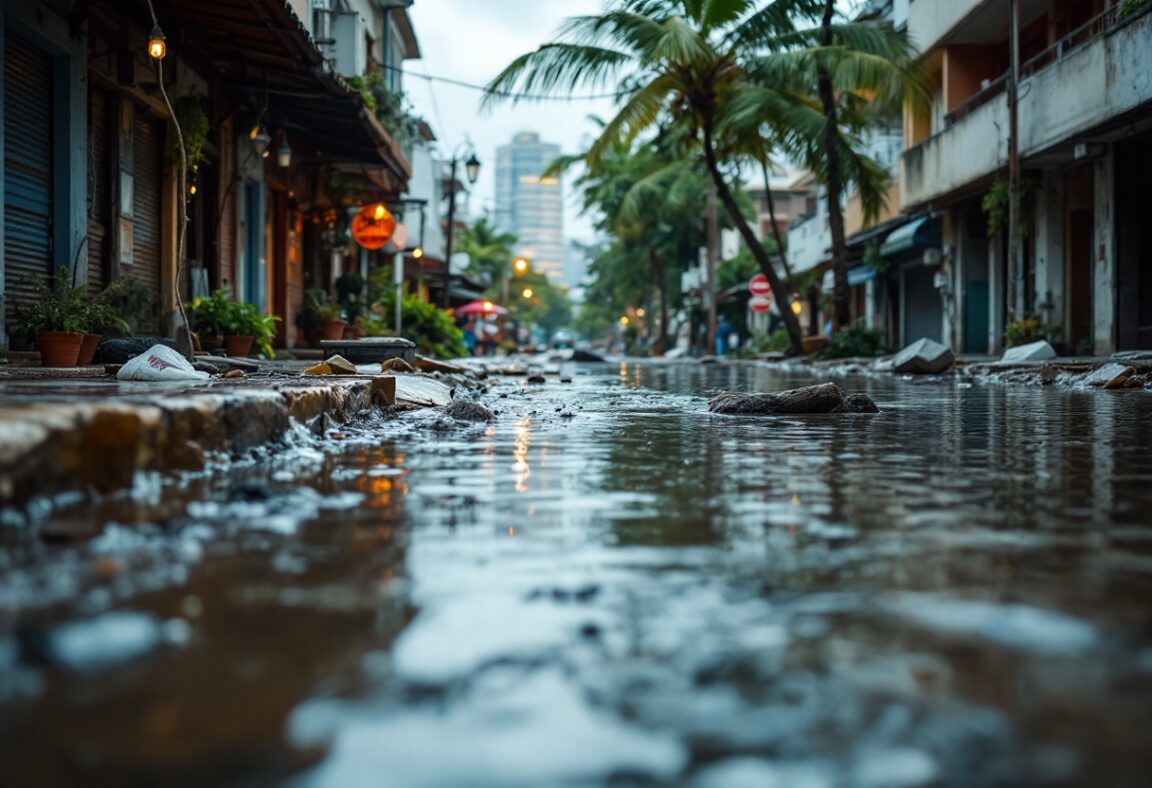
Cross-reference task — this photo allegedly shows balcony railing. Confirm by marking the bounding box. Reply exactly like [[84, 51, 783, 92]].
[[941, 2, 1142, 129]]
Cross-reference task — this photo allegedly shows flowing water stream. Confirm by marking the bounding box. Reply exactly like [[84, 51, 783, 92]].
[[1, 362, 1151, 786]]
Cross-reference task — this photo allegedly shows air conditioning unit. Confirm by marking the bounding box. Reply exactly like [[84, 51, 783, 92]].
[[331, 11, 366, 77]]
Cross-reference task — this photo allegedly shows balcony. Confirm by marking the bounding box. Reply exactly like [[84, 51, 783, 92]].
[[902, 4, 1152, 209]]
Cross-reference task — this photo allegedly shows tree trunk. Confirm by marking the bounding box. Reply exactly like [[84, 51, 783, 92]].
[[650, 247, 668, 355], [759, 158, 793, 284], [701, 124, 804, 355], [819, 0, 850, 330]]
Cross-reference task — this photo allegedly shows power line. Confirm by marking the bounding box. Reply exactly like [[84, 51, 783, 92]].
[[383, 64, 627, 102]]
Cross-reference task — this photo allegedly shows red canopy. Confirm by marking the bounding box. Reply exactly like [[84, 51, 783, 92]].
[[455, 300, 508, 316]]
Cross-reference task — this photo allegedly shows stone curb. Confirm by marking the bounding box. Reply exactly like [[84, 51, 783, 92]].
[[0, 376, 396, 507]]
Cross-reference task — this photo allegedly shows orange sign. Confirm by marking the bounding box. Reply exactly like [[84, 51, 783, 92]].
[[351, 203, 396, 250]]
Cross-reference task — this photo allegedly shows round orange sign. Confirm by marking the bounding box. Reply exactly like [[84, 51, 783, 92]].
[[351, 203, 396, 250]]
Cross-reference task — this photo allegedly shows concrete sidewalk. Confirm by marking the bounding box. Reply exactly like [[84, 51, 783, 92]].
[[0, 361, 418, 508]]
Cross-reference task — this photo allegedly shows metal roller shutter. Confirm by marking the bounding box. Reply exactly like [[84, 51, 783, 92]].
[[3, 31, 54, 312], [87, 86, 110, 298], [132, 112, 163, 330]]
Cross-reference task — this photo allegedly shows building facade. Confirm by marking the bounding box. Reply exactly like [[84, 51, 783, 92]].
[[2, 0, 416, 352], [494, 131, 564, 283], [901, 0, 1152, 354]]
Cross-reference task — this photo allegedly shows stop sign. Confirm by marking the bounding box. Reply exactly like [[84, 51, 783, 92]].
[[748, 295, 773, 313], [748, 273, 771, 296]]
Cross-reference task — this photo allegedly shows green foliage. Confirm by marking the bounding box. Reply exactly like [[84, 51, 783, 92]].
[[186, 288, 233, 337], [863, 240, 887, 272], [12, 267, 131, 336], [1119, 0, 1150, 20], [982, 179, 1009, 237], [817, 324, 886, 359], [82, 278, 131, 336], [173, 95, 209, 170], [363, 267, 467, 358], [761, 329, 792, 352], [225, 301, 280, 359], [458, 215, 518, 287], [187, 288, 279, 358], [1004, 314, 1061, 348], [295, 288, 334, 331]]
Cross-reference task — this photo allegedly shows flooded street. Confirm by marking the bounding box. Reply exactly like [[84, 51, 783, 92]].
[[2, 362, 1152, 786]]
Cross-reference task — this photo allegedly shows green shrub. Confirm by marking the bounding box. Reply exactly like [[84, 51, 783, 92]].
[[1003, 314, 1061, 348], [817, 325, 886, 359], [360, 292, 466, 359]]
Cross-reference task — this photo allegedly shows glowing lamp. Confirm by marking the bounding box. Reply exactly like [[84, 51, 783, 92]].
[[513, 257, 529, 275], [522, 288, 533, 299], [147, 24, 166, 60]]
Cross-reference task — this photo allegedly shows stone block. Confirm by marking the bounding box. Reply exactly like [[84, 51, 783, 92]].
[[1083, 363, 1134, 388], [1001, 340, 1056, 363], [892, 338, 954, 374]]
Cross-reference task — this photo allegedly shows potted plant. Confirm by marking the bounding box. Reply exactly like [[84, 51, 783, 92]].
[[295, 288, 331, 348], [77, 279, 131, 365], [17, 267, 89, 367], [223, 300, 280, 358], [316, 301, 346, 341], [186, 288, 233, 351]]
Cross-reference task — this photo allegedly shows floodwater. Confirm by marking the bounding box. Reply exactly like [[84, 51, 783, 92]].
[[2, 362, 1151, 787]]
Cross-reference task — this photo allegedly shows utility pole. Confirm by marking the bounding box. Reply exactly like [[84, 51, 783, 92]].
[[1007, 0, 1024, 321], [706, 181, 718, 355]]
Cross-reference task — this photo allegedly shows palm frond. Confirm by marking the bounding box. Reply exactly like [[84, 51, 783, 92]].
[[698, 0, 754, 33], [482, 43, 632, 109], [585, 73, 679, 172], [729, 0, 818, 51]]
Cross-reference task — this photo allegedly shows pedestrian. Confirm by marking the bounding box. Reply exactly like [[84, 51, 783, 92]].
[[462, 319, 478, 356], [715, 314, 731, 356]]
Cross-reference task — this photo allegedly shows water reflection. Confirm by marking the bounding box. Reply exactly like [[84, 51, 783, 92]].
[[2, 363, 1151, 785]]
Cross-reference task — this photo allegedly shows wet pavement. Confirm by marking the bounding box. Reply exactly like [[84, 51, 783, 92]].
[[1, 361, 1151, 786]]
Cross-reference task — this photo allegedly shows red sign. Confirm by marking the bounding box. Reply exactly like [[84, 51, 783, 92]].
[[748, 295, 773, 313], [748, 273, 771, 297], [351, 203, 396, 250]]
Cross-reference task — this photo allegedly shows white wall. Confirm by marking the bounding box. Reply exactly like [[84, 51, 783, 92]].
[[907, 0, 988, 51]]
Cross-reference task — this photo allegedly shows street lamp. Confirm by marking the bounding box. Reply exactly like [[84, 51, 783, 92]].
[[503, 255, 530, 303], [442, 143, 480, 308]]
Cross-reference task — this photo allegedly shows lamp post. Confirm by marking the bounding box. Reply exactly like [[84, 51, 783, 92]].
[[441, 144, 481, 308]]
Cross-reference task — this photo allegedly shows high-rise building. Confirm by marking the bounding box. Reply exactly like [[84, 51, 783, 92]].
[[494, 132, 564, 283]]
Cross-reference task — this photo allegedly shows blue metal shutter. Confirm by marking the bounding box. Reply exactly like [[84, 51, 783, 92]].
[[132, 112, 162, 331], [3, 30, 54, 310]]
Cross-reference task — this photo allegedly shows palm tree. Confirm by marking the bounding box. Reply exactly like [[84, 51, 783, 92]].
[[456, 214, 518, 292], [485, 0, 923, 352], [486, 0, 817, 354]]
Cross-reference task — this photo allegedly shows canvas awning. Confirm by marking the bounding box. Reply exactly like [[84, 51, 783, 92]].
[[880, 215, 941, 257], [115, 0, 410, 187]]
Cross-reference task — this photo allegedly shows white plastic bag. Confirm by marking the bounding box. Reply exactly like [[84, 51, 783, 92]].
[[117, 344, 209, 382]]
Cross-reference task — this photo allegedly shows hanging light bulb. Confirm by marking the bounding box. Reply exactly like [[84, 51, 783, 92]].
[[276, 131, 291, 167], [373, 203, 387, 221], [148, 24, 167, 60]]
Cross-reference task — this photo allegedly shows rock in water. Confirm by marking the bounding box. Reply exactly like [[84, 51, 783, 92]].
[[1083, 363, 1134, 388], [836, 393, 881, 413], [1001, 340, 1056, 363], [444, 399, 494, 422], [381, 357, 416, 373], [891, 337, 954, 374], [326, 354, 358, 375], [709, 382, 844, 415]]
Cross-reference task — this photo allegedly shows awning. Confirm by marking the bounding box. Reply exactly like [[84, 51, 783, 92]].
[[117, 0, 410, 186], [880, 215, 941, 257], [848, 267, 876, 286], [822, 267, 877, 292]]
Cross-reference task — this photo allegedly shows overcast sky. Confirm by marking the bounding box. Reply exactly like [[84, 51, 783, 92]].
[[405, 0, 617, 245]]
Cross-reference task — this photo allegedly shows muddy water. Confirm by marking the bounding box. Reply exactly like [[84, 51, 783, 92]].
[[2, 362, 1152, 787]]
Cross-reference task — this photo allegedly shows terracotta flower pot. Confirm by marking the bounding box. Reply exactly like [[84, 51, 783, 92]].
[[224, 334, 255, 357], [199, 334, 223, 352], [77, 333, 102, 366], [37, 330, 84, 368], [321, 319, 347, 341]]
